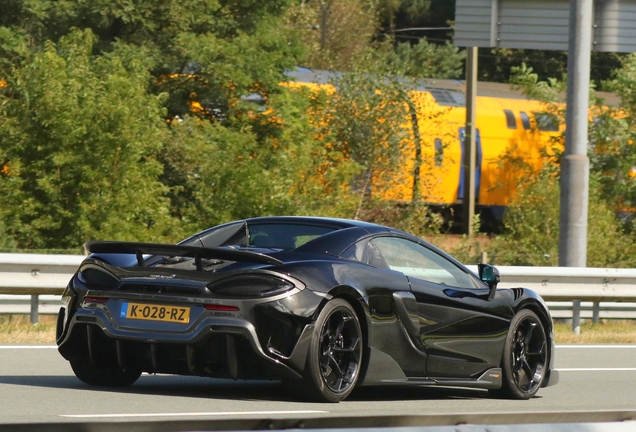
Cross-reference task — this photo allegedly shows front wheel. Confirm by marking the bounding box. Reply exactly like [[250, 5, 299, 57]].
[[70, 356, 141, 387], [495, 309, 548, 399], [296, 298, 364, 402]]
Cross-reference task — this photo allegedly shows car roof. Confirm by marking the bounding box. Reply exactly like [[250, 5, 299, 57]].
[[244, 216, 386, 230], [244, 216, 392, 256], [187, 216, 473, 275]]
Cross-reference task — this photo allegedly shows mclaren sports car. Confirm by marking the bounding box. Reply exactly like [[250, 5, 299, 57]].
[[56, 216, 558, 402]]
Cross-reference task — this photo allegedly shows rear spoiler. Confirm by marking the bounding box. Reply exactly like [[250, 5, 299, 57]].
[[85, 241, 282, 270]]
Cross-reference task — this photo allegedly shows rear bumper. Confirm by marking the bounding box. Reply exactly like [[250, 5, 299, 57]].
[[57, 294, 317, 380]]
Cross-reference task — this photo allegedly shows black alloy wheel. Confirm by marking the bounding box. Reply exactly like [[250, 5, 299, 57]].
[[300, 298, 363, 402], [495, 309, 547, 399]]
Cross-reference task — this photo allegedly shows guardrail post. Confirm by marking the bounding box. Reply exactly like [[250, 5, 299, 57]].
[[572, 300, 581, 334], [30, 295, 39, 325], [592, 302, 600, 324]]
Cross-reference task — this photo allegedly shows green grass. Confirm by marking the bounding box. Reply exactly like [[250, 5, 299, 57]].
[[2, 315, 636, 344]]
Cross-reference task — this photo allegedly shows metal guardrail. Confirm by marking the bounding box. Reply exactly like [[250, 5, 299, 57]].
[[2, 254, 636, 331], [0, 253, 84, 295], [0, 253, 83, 324], [483, 266, 636, 302], [467, 265, 636, 332]]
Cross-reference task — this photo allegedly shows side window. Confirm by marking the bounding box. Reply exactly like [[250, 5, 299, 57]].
[[182, 220, 247, 248], [504, 110, 517, 129], [371, 237, 479, 289], [340, 239, 388, 268], [520, 111, 532, 130], [534, 112, 559, 132]]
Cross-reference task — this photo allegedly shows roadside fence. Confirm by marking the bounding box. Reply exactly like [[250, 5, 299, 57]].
[[2, 254, 636, 333]]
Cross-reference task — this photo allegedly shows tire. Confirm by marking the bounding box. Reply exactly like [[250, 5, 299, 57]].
[[494, 309, 548, 399], [297, 298, 364, 402], [70, 356, 141, 387]]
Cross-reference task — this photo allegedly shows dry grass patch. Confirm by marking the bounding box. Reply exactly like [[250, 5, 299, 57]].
[[554, 319, 636, 344], [0, 314, 57, 344], [2, 314, 636, 345]]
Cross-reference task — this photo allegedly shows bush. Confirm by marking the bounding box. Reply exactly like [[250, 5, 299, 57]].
[[486, 169, 636, 267]]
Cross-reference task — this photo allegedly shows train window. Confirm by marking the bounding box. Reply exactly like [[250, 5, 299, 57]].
[[434, 138, 443, 166], [429, 89, 465, 106], [534, 112, 559, 131], [520, 112, 532, 130], [504, 110, 517, 129]]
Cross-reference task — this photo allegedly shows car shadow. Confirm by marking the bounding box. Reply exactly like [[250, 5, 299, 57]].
[[349, 385, 492, 401], [0, 374, 495, 402], [0, 374, 290, 401]]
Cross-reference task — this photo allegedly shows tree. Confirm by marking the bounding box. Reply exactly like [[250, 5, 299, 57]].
[[384, 39, 465, 79], [599, 53, 636, 212], [159, 84, 363, 230], [0, 218, 17, 252], [478, 48, 625, 87], [312, 63, 411, 218], [510, 61, 636, 215], [284, 0, 377, 71], [375, 0, 432, 30], [298, 53, 450, 236], [0, 0, 318, 248], [0, 0, 304, 123], [474, 61, 636, 267], [487, 167, 635, 267], [375, 0, 455, 55], [0, 29, 176, 249]]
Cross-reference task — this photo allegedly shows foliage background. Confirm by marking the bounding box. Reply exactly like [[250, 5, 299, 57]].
[[0, 0, 635, 267]]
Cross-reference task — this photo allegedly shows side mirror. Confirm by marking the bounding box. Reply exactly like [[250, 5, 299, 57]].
[[478, 263, 500, 301]]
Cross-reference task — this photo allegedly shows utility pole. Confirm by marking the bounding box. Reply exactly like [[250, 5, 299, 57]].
[[559, 0, 593, 334], [463, 47, 478, 236]]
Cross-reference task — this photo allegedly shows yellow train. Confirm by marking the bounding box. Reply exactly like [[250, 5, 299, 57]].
[[287, 68, 564, 230]]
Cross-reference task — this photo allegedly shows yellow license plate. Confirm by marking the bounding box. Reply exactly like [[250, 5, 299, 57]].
[[121, 302, 190, 324]]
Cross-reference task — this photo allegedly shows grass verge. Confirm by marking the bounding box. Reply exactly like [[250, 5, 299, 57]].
[[2, 314, 636, 344], [0, 314, 57, 344], [554, 319, 636, 344]]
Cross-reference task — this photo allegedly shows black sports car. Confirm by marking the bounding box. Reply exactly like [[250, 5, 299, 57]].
[[56, 216, 558, 402]]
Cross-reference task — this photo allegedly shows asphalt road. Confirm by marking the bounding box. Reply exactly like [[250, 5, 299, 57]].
[[1, 345, 635, 425]]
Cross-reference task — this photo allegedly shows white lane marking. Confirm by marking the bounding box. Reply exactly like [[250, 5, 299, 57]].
[[1, 346, 624, 351], [3, 345, 636, 349], [556, 345, 636, 348], [61, 410, 328, 419], [559, 368, 636, 371], [0, 345, 57, 349]]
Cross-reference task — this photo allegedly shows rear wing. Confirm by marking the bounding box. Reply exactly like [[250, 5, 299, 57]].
[[85, 241, 282, 270]]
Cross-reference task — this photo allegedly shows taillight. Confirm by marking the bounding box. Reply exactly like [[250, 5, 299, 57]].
[[83, 296, 109, 303], [204, 304, 239, 311]]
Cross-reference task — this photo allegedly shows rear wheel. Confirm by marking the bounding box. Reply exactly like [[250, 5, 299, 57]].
[[296, 298, 363, 402], [494, 309, 547, 399], [70, 356, 141, 387]]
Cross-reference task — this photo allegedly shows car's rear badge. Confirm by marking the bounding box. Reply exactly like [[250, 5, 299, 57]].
[[148, 274, 176, 279]]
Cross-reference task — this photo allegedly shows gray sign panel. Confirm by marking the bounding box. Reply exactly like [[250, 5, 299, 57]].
[[455, 0, 636, 52]]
